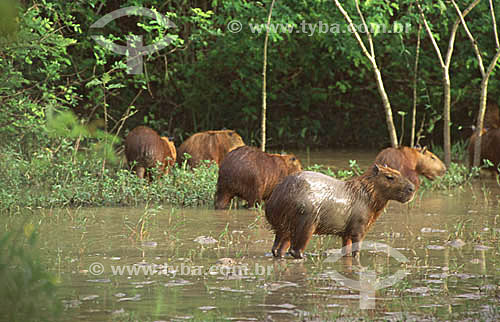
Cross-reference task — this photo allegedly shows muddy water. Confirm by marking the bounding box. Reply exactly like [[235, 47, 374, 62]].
[[289, 148, 377, 169], [3, 151, 500, 321]]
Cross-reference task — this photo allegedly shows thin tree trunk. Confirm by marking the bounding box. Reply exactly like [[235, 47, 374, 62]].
[[417, 0, 479, 167], [450, 0, 500, 167], [473, 49, 500, 167], [411, 23, 422, 148], [443, 72, 451, 165], [334, 0, 398, 147], [261, 0, 276, 152]]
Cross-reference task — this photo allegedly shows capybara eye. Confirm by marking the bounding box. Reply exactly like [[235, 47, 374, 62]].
[[385, 175, 394, 181], [291, 157, 296, 161]]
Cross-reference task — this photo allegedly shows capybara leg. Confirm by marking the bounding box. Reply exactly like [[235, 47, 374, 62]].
[[276, 238, 291, 258], [342, 236, 352, 257], [215, 192, 232, 210], [136, 166, 146, 179], [290, 223, 316, 259], [272, 234, 282, 257], [350, 233, 365, 259]]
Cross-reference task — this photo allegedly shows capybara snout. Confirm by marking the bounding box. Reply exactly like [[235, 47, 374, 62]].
[[215, 146, 302, 209], [372, 166, 415, 203], [374, 146, 446, 188], [417, 147, 446, 179], [125, 126, 176, 180]]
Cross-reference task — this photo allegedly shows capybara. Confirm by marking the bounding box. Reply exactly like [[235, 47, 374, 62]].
[[484, 102, 500, 129], [215, 146, 303, 209], [265, 164, 415, 259], [177, 130, 245, 167], [373, 146, 446, 188], [125, 126, 176, 179], [468, 127, 500, 172]]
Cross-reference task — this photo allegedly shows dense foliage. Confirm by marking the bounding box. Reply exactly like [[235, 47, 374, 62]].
[[1, 0, 499, 152]]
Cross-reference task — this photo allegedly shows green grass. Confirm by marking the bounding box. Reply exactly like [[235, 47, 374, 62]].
[[0, 147, 218, 211]]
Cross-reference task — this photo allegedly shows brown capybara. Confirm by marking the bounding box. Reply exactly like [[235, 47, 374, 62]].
[[215, 146, 303, 209], [484, 102, 500, 129], [468, 127, 500, 172], [373, 146, 446, 189], [265, 164, 415, 259], [177, 130, 245, 167], [125, 126, 176, 179]]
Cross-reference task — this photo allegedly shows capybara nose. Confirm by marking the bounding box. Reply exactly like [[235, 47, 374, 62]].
[[405, 183, 415, 194]]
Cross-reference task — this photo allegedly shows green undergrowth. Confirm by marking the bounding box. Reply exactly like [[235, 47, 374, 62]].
[[0, 147, 218, 212], [0, 147, 481, 212]]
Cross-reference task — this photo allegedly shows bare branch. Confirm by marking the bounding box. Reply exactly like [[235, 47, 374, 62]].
[[411, 22, 422, 148], [261, 0, 276, 152], [416, 0, 445, 68], [355, 0, 374, 58], [333, 0, 375, 66], [489, 0, 500, 49], [450, 0, 484, 77], [445, 0, 480, 67]]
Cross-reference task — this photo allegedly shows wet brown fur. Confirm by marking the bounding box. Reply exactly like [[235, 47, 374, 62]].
[[265, 164, 415, 259], [374, 146, 446, 188], [215, 146, 303, 209], [177, 130, 245, 167], [468, 127, 500, 172], [125, 126, 176, 180]]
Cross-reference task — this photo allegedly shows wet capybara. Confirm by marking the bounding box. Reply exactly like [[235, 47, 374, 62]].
[[125, 126, 176, 179], [468, 127, 500, 172], [215, 146, 303, 209], [373, 146, 446, 188], [265, 164, 415, 259], [177, 130, 245, 167]]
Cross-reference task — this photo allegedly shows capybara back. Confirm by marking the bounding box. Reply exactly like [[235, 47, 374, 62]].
[[215, 146, 302, 209], [177, 130, 245, 167], [125, 126, 176, 179], [265, 164, 415, 259]]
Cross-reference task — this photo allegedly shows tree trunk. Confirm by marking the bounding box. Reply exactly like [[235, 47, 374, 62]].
[[472, 78, 489, 168], [473, 49, 500, 167], [411, 24, 422, 148], [373, 68, 398, 147], [443, 71, 451, 166], [333, 0, 398, 148], [261, 0, 277, 152]]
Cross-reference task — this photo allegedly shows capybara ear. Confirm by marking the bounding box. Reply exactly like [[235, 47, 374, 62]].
[[421, 146, 428, 154], [168, 136, 175, 142], [372, 163, 381, 175]]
